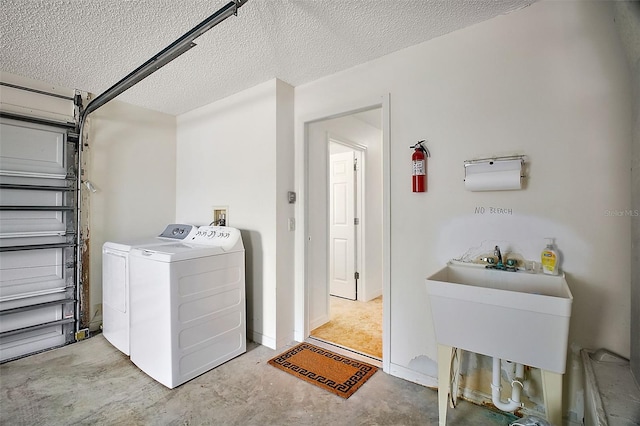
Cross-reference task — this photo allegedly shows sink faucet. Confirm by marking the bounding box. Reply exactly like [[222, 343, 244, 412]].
[[494, 246, 503, 267], [485, 245, 517, 271]]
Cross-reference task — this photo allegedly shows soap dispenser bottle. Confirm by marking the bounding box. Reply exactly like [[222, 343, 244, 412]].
[[541, 238, 559, 275]]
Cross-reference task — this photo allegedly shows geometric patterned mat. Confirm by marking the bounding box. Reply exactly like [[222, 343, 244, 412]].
[[267, 342, 378, 399]]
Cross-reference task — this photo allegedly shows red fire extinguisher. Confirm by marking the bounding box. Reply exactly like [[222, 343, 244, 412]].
[[411, 140, 429, 193]]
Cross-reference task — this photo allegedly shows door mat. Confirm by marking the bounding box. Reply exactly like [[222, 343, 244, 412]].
[[267, 342, 378, 399]]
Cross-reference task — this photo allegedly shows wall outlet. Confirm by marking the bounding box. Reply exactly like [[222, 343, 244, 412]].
[[212, 206, 228, 226], [288, 217, 295, 231]]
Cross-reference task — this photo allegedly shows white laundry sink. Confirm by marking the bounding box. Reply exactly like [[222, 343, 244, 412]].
[[426, 262, 573, 373]]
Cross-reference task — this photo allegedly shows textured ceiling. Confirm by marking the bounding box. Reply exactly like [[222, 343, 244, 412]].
[[0, 0, 535, 116]]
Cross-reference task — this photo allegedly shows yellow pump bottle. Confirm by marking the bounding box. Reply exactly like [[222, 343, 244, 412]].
[[541, 238, 559, 275]]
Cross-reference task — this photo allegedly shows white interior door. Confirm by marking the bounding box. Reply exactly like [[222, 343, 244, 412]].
[[329, 151, 356, 300]]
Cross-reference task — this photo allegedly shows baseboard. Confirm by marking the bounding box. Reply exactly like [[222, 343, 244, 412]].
[[309, 314, 330, 331], [276, 333, 295, 351], [249, 329, 276, 350], [388, 362, 438, 388], [361, 288, 382, 302], [294, 329, 305, 342]]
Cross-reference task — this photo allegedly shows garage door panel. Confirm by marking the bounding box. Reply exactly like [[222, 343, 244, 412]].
[[0, 305, 63, 333], [0, 291, 67, 311], [0, 245, 65, 301], [0, 211, 65, 237], [0, 175, 70, 188], [0, 122, 66, 177], [0, 248, 62, 273], [0, 188, 63, 206], [0, 277, 66, 302], [0, 235, 68, 248], [0, 326, 66, 361], [0, 115, 78, 362]]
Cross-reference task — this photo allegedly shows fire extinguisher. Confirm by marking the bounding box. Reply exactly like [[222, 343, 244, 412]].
[[410, 140, 429, 193]]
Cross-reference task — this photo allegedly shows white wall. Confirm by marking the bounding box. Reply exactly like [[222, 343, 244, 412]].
[[295, 0, 632, 419], [307, 114, 383, 328], [89, 100, 177, 329], [176, 78, 295, 349]]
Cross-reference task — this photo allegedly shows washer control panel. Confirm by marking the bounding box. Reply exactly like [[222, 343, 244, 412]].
[[190, 226, 240, 249], [158, 224, 196, 240]]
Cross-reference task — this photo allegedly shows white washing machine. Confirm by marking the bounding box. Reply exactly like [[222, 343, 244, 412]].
[[102, 224, 198, 355], [128, 225, 245, 389]]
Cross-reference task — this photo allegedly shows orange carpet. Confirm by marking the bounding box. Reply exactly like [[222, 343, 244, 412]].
[[267, 342, 378, 399], [310, 296, 382, 359]]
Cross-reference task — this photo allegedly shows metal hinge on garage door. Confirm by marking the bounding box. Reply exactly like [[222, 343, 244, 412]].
[[0, 86, 82, 362]]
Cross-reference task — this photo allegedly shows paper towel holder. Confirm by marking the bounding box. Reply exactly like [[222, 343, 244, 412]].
[[464, 154, 525, 166], [463, 155, 526, 191]]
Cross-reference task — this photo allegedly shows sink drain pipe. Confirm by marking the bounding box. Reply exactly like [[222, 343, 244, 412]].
[[492, 357, 525, 412]]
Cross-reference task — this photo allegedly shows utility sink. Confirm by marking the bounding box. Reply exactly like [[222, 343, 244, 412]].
[[426, 262, 573, 373]]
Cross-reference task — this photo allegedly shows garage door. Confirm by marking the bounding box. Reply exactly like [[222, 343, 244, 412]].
[[0, 116, 79, 362]]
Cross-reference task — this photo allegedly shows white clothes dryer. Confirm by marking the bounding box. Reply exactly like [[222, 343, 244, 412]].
[[128, 226, 245, 389], [102, 224, 197, 355]]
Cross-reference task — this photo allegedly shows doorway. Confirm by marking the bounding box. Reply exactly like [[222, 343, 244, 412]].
[[306, 107, 384, 360]]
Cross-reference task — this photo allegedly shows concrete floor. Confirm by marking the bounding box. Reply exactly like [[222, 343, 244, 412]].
[[0, 335, 519, 425]]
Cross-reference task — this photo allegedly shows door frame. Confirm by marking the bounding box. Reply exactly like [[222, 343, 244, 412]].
[[328, 136, 365, 301], [294, 94, 391, 372]]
